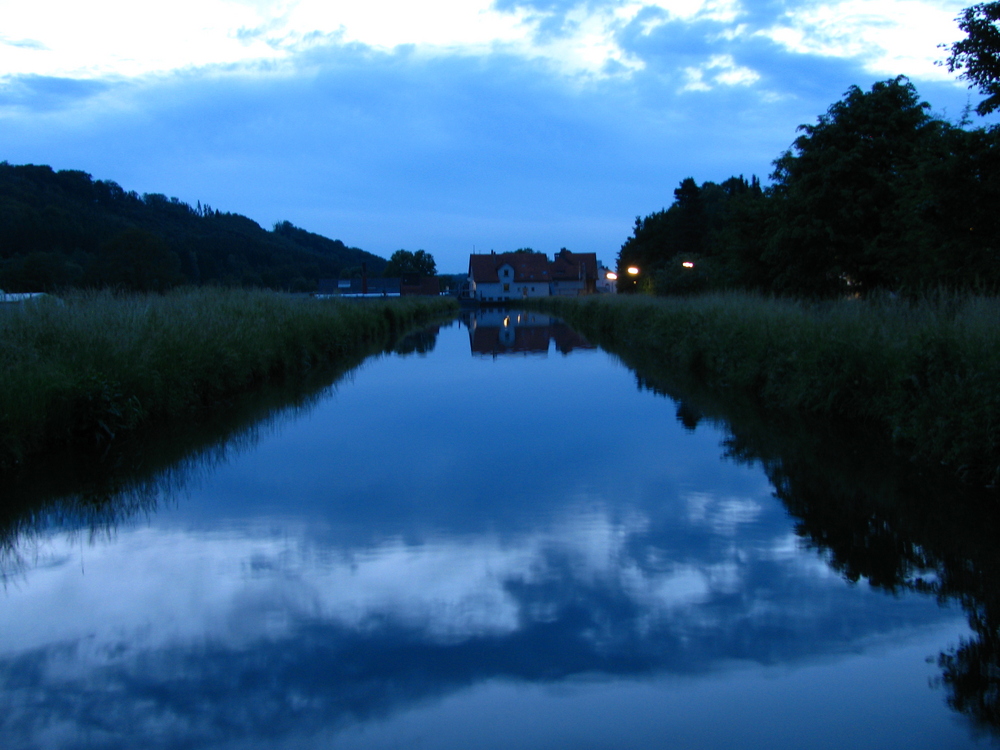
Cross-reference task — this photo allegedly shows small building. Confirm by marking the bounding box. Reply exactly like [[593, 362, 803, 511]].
[[596, 263, 617, 294], [400, 274, 440, 296], [317, 278, 401, 297], [0, 290, 48, 303]]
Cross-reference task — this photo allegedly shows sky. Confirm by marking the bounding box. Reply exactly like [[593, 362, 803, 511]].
[[0, 0, 992, 272]]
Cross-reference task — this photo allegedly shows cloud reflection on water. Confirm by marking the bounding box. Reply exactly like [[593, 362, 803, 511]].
[[0, 318, 974, 748]]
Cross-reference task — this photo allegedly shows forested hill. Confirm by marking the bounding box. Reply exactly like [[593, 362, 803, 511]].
[[0, 162, 387, 292]]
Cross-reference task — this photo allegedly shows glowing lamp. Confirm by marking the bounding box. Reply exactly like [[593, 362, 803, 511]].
[[682, 261, 695, 269], [627, 266, 640, 276], [606, 272, 618, 281]]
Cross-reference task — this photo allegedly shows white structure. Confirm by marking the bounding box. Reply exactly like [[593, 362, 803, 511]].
[[467, 250, 599, 302], [596, 264, 617, 294]]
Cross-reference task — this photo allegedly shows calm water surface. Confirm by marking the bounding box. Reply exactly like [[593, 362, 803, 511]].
[[1, 310, 992, 749]]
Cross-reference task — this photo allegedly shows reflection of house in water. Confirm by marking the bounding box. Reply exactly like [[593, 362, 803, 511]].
[[465, 309, 595, 358]]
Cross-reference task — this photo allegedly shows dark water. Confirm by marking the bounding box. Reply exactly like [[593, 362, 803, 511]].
[[2, 310, 997, 749]]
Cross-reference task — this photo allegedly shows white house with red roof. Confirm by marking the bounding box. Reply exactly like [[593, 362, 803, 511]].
[[467, 250, 599, 303]]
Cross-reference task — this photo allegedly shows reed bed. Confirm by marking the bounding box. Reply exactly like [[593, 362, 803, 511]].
[[528, 293, 1000, 486], [0, 288, 457, 467]]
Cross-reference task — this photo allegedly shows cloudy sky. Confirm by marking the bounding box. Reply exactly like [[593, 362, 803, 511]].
[[0, 0, 991, 271]]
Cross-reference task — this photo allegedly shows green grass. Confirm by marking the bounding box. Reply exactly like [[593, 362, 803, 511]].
[[0, 288, 457, 468], [526, 293, 1000, 486]]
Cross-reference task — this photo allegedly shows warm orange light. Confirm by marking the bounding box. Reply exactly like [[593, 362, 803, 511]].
[[627, 266, 640, 276], [682, 261, 695, 268], [606, 272, 618, 281]]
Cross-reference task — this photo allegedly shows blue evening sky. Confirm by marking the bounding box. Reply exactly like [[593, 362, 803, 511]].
[[0, 0, 992, 272]]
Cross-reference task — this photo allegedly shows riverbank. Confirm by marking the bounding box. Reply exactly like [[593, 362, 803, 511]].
[[526, 293, 1000, 487], [0, 288, 457, 469]]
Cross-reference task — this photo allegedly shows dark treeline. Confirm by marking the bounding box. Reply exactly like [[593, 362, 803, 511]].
[[0, 162, 387, 292], [618, 76, 1000, 297]]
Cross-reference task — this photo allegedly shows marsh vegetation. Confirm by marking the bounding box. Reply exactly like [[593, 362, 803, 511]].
[[527, 293, 1000, 486], [0, 288, 457, 469]]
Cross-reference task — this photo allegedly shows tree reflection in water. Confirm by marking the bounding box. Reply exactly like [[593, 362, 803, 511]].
[[3, 316, 998, 742], [626, 353, 1000, 739], [0, 327, 425, 585]]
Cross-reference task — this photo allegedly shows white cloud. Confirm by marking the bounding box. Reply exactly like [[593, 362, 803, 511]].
[[0, 497, 808, 657], [0, 0, 283, 79], [0, 0, 970, 91], [646, 0, 743, 23], [681, 54, 760, 91], [760, 0, 968, 80]]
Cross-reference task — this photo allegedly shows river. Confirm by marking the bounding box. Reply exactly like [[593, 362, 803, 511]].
[[1, 309, 995, 749]]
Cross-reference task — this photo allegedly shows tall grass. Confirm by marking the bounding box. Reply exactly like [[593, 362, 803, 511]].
[[527, 293, 1000, 486], [0, 288, 457, 467]]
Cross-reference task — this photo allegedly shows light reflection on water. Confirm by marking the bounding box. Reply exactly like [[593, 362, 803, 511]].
[[0, 314, 989, 749]]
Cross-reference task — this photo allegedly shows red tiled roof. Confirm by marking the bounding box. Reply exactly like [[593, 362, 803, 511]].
[[469, 253, 551, 283], [550, 249, 598, 281]]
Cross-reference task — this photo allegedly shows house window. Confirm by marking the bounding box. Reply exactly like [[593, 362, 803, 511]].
[[503, 269, 510, 277], [503, 283, 510, 292]]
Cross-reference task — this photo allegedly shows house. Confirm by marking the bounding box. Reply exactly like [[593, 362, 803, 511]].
[[549, 249, 598, 296], [468, 252, 552, 303], [467, 250, 600, 302], [596, 263, 617, 294]]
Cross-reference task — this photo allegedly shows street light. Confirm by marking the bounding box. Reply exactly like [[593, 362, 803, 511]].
[[627, 266, 640, 276], [606, 271, 618, 281], [682, 261, 694, 269]]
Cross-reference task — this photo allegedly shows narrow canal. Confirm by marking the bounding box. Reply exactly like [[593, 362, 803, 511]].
[[1, 310, 994, 749]]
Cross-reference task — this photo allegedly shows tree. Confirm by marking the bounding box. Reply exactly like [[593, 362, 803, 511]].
[[383, 249, 436, 277], [88, 228, 184, 292], [946, 2, 1000, 115], [0, 251, 83, 292], [766, 77, 936, 295]]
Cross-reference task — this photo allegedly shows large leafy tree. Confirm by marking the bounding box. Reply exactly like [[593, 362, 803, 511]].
[[617, 177, 708, 293], [946, 2, 1000, 115], [617, 176, 767, 294], [765, 77, 936, 296], [383, 249, 436, 277]]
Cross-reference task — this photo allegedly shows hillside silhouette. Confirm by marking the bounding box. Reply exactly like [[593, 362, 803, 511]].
[[0, 162, 386, 292]]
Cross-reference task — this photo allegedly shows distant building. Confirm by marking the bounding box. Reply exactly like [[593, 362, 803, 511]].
[[317, 275, 440, 297], [467, 250, 600, 303], [317, 278, 401, 297], [549, 249, 598, 296], [400, 274, 440, 296], [468, 252, 552, 303], [596, 263, 617, 294], [0, 291, 48, 303]]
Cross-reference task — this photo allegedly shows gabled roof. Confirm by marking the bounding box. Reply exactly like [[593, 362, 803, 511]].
[[550, 249, 598, 281], [469, 253, 551, 283]]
